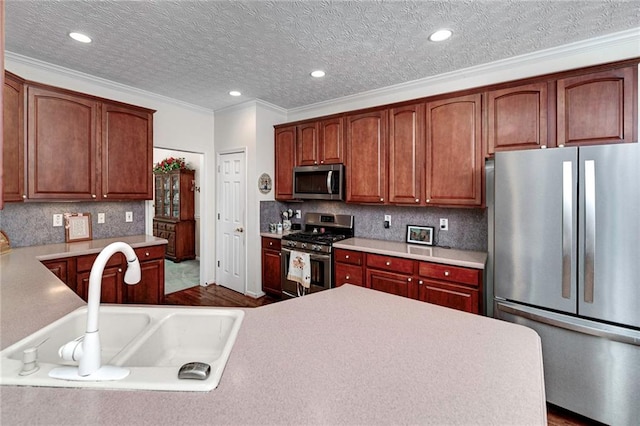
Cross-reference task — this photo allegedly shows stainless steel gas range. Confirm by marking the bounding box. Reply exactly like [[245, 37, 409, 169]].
[[280, 213, 354, 298]]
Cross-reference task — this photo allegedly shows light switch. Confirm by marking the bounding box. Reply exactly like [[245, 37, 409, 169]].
[[97, 213, 105, 224], [125, 211, 133, 222]]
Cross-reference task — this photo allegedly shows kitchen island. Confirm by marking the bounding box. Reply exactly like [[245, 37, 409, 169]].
[[1, 241, 545, 424]]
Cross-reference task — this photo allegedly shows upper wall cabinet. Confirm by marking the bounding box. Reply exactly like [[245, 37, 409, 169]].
[[557, 66, 637, 147], [388, 103, 424, 205], [487, 82, 549, 155], [3, 72, 26, 202], [3, 75, 155, 202], [425, 94, 483, 207], [275, 125, 296, 200], [27, 85, 99, 200], [101, 102, 153, 199], [296, 117, 344, 166], [345, 110, 388, 204]]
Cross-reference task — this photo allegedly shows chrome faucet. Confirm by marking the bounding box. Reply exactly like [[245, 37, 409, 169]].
[[49, 242, 141, 381]]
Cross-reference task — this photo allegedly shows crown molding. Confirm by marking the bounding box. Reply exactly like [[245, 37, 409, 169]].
[[5, 51, 215, 114], [287, 27, 640, 121]]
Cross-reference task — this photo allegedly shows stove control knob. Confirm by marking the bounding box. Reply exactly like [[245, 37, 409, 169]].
[[311, 244, 322, 251], [301, 243, 307, 249]]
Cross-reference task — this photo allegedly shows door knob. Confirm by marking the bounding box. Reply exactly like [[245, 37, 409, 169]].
[[235, 227, 244, 233]]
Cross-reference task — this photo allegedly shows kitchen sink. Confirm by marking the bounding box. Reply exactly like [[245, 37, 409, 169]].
[[0, 305, 245, 392]]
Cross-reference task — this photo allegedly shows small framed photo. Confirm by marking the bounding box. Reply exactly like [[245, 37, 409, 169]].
[[65, 213, 93, 243], [406, 225, 434, 246]]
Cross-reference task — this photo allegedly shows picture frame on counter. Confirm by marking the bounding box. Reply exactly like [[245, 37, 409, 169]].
[[64, 213, 92, 243], [406, 225, 434, 246]]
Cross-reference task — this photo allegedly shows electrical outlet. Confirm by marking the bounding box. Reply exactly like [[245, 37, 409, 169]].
[[125, 211, 133, 223], [384, 214, 391, 229], [440, 218, 449, 231], [97, 213, 105, 224], [295, 210, 301, 219], [53, 214, 63, 227]]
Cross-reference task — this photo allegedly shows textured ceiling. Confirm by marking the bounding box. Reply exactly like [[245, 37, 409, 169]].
[[5, 1, 640, 111]]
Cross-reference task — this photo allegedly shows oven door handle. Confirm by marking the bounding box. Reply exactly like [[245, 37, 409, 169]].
[[282, 247, 331, 260]]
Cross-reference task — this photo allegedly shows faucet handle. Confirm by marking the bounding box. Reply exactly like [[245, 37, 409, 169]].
[[58, 335, 84, 362]]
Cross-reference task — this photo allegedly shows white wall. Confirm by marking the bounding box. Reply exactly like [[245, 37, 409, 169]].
[[213, 101, 286, 297]]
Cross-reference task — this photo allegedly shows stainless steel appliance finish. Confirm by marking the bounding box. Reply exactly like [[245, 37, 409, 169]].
[[492, 143, 640, 425], [292, 164, 344, 201], [281, 213, 354, 298]]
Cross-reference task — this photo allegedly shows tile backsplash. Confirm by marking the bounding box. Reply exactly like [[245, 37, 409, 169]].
[[261, 200, 487, 252], [0, 201, 146, 247]]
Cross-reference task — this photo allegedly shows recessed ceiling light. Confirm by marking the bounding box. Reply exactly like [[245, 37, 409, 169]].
[[310, 70, 326, 78], [69, 32, 92, 43], [428, 29, 452, 42], [229, 91, 242, 97]]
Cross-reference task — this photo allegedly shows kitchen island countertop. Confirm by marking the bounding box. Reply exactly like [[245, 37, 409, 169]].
[[1, 240, 544, 425]]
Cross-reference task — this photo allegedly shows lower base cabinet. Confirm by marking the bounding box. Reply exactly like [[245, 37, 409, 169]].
[[41, 243, 166, 305], [153, 219, 195, 263], [261, 237, 282, 297], [334, 249, 483, 314]]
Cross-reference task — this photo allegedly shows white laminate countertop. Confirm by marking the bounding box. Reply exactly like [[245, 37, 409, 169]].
[[335, 237, 488, 269], [1, 236, 544, 425]]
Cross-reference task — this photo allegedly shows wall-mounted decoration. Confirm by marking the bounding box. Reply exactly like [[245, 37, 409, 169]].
[[406, 225, 434, 246], [258, 173, 272, 194], [65, 213, 93, 243]]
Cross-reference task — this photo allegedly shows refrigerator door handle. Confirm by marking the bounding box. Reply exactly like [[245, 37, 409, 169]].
[[496, 301, 640, 346], [584, 160, 596, 303], [561, 161, 573, 299]]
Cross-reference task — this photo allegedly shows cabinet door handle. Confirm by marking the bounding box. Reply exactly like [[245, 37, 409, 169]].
[[415, 199, 419, 203], [418, 280, 423, 285], [103, 194, 107, 198], [426, 199, 430, 203], [407, 277, 412, 282], [380, 198, 384, 202], [22, 194, 27, 199], [346, 275, 350, 280], [92, 194, 96, 198], [118, 268, 122, 273]]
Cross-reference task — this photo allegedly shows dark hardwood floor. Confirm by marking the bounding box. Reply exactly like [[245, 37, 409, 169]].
[[164, 284, 597, 426], [163, 283, 279, 307]]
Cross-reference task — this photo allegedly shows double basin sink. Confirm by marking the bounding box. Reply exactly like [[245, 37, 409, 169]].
[[0, 305, 244, 392]]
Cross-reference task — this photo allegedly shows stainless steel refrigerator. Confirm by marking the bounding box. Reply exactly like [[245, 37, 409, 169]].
[[492, 143, 640, 425]]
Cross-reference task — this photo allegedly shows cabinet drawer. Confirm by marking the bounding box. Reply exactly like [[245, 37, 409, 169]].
[[134, 245, 165, 261], [262, 237, 281, 250], [334, 249, 362, 266], [418, 262, 481, 287], [154, 221, 165, 231], [367, 254, 414, 274], [77, 253, 123, 272], [335, 263, 364, 286]]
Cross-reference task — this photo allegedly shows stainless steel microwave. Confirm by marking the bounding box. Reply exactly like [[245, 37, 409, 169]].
[[292, 164, 344, 201]]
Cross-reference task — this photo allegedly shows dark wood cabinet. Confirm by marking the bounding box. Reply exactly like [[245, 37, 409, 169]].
[[487, 82, 550, 154], [100, 102, 154, 200], [153, 169, 196, 262], [557, 66, 637, 147], [318, 117, 344, 164], [261, 237, 282, 297], [416, 262, 482, 314], [334, 249, 483, 314], [345, 110, 388, 203], [275, 125, 296, 200], [388, 103, 424, 205], [27, 85, 99, 200], [296, 122, 319, 166], [43, 243, 165, 305], [334, 248, 364, 287], [2, 72, 26, 202], [41, 258, 75, 292], [425, 93, 483, 207], [124, 245, 166, 304], [4, 75, 154, 202]]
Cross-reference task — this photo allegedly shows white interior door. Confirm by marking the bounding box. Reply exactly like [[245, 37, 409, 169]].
[[216, 151, 246, 294]]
